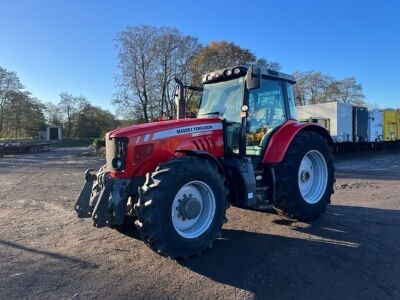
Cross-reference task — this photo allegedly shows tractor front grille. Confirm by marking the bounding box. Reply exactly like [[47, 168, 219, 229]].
[[105, 133, 128, 171]]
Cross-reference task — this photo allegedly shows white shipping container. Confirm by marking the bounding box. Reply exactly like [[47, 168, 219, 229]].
[[296, 102, 353, 142], [368, 109, 383, 141]]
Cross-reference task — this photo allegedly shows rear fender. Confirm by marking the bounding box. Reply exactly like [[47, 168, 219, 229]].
[[263, 120, 333, 164]]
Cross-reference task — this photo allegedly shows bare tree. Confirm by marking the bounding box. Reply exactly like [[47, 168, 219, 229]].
[[153, 27, 200, 117], [115, 25, 158, 122], [59, 92, 78, 137], [114, 27, 283, 122], [293, 71, 310, 106], [153, 28, 181, 117], [255, 58, 281, 70], [43, 101, 62, 125], [304, 72, 329, 104], [115, 25, 200, 121], [293, 71, 365, 106], [336, 77, 365, 105]]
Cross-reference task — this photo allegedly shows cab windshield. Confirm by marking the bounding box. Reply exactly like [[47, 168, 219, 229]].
[[198, 77, 245, 123]]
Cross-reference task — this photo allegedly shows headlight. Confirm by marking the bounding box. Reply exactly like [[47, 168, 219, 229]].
[[108, 137, 128, 171], [112, 157, 123, 169]]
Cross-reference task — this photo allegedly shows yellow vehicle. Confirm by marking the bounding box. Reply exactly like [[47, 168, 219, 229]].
[[383, 109, 397, 141]]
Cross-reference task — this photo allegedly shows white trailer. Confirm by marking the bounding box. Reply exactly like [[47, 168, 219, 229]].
[[296, 102, 353, 142], [368, 109, 383, 142]]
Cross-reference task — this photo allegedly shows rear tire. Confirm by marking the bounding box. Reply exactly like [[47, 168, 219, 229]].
[[134, 156, 228, 259], [274, 131, 334, 221]]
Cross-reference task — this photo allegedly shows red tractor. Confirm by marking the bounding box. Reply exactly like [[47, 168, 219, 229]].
[[75, 65, 334, 259]]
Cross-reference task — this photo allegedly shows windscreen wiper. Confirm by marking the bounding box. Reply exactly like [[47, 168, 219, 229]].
[[199, 111, 222, 116]]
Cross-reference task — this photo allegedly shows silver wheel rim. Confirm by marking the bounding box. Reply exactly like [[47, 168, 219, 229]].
[[298, 150, 328, 204], [171, 180, 216, 239]]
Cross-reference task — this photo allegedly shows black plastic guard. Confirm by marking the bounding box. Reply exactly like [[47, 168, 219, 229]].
[[92, 175, 113, 228], [74, 169, 96, 218], [223, 157, 257, 207]]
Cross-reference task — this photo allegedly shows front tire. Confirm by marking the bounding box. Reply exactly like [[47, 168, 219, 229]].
[[274, 131, 334, 221], [134, 156, 228, 259]]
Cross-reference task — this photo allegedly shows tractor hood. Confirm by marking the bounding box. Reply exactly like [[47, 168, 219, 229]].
[[106, 116, 225, 178], [109, 117, 222, 139]]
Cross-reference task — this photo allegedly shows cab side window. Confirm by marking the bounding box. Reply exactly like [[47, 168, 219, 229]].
[[246, 79, 286, 155], [286, 82, 297, 119]]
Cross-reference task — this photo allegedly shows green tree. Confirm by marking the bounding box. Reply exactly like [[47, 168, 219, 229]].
[[189, 41, 256, 85], [5, 91, 45, 138], [0, 67, 23, 136], [58, 93, 89, 137], [72, 103, 118, 138]]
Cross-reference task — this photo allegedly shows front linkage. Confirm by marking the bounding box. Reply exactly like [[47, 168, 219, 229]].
[[74, 166, 133, 227]]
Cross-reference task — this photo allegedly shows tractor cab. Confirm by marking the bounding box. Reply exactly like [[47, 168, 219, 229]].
[[175, 66, 298, 210], [197, 66, 297, 160]]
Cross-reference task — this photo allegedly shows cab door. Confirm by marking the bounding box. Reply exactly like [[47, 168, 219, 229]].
[[246, 78, 288, 157]]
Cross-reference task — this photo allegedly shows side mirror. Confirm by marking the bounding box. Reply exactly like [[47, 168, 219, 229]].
[[246, 66, 261, 90]]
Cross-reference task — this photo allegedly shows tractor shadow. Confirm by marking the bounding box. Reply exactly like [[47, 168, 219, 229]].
[[179, 205, 400, 299], [0, 240, 98, 269], [114, 217, 142, 240]]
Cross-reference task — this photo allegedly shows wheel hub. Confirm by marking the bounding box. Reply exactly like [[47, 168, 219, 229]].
[[301, 170, 311, 182], [171, 180, 216, 239], [178, 195, 202, 220]]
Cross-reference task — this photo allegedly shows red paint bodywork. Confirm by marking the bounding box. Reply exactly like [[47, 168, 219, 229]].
[[108, 118, 224, 178], [107, 117, 329, 178], [262, 120, 331, 164]]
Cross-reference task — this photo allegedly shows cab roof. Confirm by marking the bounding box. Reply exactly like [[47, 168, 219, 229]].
[[202, 65, 296, 85]]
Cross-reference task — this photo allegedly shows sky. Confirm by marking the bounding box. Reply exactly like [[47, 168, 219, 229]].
[[0, 0, 399, 115]]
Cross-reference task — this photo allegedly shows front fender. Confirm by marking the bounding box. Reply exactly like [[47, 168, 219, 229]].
[[263, 120, 333, 164], [175, 149, 226, 177]]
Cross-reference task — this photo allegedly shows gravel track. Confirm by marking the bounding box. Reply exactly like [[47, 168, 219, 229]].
[[0, 148, 399, 299]]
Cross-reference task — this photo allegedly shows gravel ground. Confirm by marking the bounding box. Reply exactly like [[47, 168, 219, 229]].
[[0, 147, 399, 299]]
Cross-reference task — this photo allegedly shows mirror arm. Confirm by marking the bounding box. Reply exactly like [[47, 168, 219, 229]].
[[185, 85, 203, 92]]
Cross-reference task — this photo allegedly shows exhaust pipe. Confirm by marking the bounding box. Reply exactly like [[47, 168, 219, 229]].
[[174, 77, 185, 119]]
